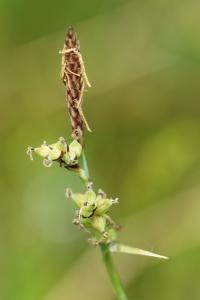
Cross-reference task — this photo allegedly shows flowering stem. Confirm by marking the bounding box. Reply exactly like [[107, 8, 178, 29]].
[[80, 152, 128, 300], [100, 244, 128, 300], [79, 150, 90, 181]]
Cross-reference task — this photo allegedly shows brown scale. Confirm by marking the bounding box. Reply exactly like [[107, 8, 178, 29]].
[[60, 27, 91, 144]]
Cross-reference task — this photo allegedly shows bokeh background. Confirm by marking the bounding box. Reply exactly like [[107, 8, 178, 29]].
[[1, 0, 200, 299]]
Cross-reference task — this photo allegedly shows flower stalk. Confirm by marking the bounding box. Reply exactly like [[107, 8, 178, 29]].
[[101, 244, 128, 300], [27, 26, 168, 300], [81, 152, 128, 300]]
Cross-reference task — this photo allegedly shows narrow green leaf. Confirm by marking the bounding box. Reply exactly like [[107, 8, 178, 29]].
[[109, 243, 169, 260]]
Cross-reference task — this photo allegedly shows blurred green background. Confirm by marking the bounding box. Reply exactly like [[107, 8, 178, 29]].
[[1, 0, 200, 299]]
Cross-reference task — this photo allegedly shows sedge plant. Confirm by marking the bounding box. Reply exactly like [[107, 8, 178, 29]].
[[27, 27, 168, 300]]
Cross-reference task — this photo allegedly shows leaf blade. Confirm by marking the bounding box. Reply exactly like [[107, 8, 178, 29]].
[[109, 243, 169, 260]]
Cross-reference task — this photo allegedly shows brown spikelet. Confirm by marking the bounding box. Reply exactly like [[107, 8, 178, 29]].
[[60, 27, 91, 144]]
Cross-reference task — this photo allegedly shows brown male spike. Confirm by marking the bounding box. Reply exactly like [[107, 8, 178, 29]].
[[59, 27, 91, 144]]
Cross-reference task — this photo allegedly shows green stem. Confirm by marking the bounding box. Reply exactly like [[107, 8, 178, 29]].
[[100, 244, 128, 300], [79, 150, 90, 181], [80, 152, 128, 300]]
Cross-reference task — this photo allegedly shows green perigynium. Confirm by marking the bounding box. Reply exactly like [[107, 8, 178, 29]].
[[65, 184, 119, 244], [27, 138, 82, 167]]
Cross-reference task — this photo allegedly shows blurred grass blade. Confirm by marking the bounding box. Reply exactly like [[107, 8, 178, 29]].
[[110, 243, 168, 260]]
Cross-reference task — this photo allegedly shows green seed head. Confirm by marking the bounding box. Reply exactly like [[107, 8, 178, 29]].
[[69, 140, 82, 158], [95, 196, 118, 215], [85, 188, 96, 206], [48, 144, 62, 160], [67, 190, 87, 208], [81, 205, 95, 218], [34, 142, 50, 158], [91, 216, 106, 233]]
